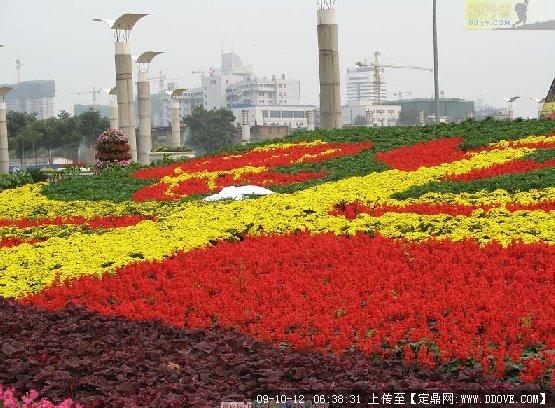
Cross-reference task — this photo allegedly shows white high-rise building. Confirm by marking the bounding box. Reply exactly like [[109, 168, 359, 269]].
[[346, 66, 385, 104]]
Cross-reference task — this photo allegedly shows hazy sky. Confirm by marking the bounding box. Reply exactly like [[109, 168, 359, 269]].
[[1, 0, 553, 118]]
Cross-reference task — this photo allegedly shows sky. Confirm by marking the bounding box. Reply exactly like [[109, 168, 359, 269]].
[[0, 0, 553, 118]]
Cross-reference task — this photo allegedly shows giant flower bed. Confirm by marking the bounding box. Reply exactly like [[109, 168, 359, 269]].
[[0, 121, 554, 406]]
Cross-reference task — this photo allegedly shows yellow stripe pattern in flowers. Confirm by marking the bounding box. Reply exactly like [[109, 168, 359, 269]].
[[1, 138, 554, 299]]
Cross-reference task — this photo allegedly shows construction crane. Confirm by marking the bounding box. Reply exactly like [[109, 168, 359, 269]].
[[150, 71, 180, 94], [69, 87, 103, 106], [15, 57, 22, 83], [394, 91, 412, 101], [356, 52, 432, 104]]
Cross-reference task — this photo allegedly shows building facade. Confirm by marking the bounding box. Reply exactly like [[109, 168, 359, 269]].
[[148, 52, 308, 130], [346, 66, 384, 104], [231, 105, 315, 129], [1, 80, 55, 119], [342, 101, 401, 127], [383, 98, 475, 123]]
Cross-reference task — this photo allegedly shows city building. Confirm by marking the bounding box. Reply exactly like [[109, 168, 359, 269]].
[[148, 52, 311, 131], [1, 80, 55, 119], [342, 100, 401, 127], [474, 101, 509, 121], [383, 98, 475, 123], [230, 105, 315, 129], [346, 67, 381, 104], [74, 104, 110, 118]]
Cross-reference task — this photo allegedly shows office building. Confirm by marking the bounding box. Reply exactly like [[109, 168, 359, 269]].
[[1, 80, 55, 119]]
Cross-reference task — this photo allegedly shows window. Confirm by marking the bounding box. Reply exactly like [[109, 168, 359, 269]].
[[282, 111, 294, 118], [270, 111, 281, 118], [294, 111, 305, 118], [262, 110, 269, 118]]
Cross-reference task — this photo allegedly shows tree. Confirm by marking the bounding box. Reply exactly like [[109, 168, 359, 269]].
[[399, 107, 420, 126], [184, 107, 236, 154], [57, 111, 82, 161], [353, 115, 367, 126], [7, 111, 36, 141], [77, 109, 110, 146], [12, 121, 42, 167]]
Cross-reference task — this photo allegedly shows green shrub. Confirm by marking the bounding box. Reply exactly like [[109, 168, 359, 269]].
[[0, 171, 34, 192]]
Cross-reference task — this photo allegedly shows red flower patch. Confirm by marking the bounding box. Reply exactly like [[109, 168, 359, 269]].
[[25, 233, 555, 383], [331, 201, 555, 220], [0, 237, 42, 249], [376, 138, 466, 171], [132, 171, 327, 202], [133, 142, 373, 180], [447, 159, 555, 182], [131, 141, 372, 201], [331, 202, 498, 219], [0, 215, 155, 230]]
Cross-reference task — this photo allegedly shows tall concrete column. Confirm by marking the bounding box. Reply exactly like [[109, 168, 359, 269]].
[[317, 7, 342, 130], [109, 99, 119, 129], [115, 41, 137, 161], [306, 109, 315, 131], [0, 101, 9, 174], [137, 71, 152, 165], [241, 110, 251, 143], [171, 101, 181, 148]]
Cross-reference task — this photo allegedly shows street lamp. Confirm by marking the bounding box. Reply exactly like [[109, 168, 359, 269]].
[[433, 0, 440, 124], [0, 87, 13, 174], [136, 51, 163, 165], [101, 87, 119, 130], [93, 14, 148, 162], [504, 96, 521, 120], [166, 89, 187, 148]]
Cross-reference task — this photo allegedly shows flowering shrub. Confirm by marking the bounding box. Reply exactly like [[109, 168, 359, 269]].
[[94, 129, 131, 171]]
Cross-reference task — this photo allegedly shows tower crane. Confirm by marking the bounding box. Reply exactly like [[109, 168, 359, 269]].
[[356, 52, 432, 104], [69, 87, 103, 107], [149, 71, 180, 94], [15, 57, 22, 83], [394, 91, 412, 101]]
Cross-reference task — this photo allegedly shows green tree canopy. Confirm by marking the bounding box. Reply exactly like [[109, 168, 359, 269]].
[[77, 109, 110, 146], [399, 107, 421, 126], [7, 111, 36, 140], [184, 107, 236, 154], [353, 115, 367, 126]]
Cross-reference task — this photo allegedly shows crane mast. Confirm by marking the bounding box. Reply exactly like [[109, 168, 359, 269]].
[[356, 51, 432, 104]]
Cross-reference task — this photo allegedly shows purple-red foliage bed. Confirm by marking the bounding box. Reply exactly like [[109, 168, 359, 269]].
[[0, 300, 543, 408]]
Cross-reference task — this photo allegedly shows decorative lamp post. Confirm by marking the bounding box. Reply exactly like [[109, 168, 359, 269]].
[[0, 87, 12, 174], [166, 89, 187, 148], [93, 14, 148, 162], [136, 51, 163, 165]]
